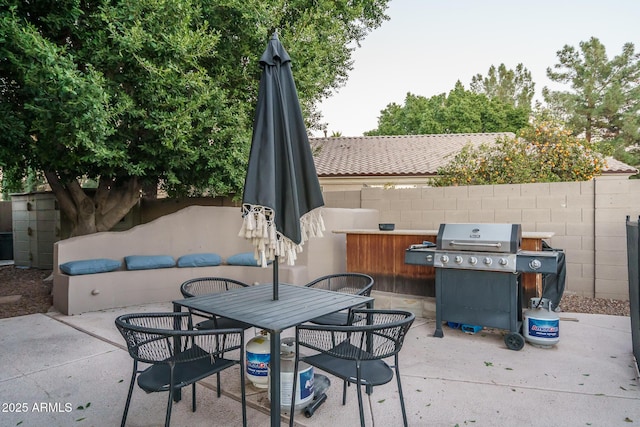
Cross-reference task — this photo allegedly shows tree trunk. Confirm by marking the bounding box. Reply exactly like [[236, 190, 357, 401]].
[[142, 179, 158, 200], [45, 171, 142, 237]]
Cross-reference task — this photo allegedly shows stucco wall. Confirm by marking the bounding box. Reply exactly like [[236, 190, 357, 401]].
[[323, 178, 640, 301]]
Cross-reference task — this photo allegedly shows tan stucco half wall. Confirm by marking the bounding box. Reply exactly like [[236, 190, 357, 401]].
[[52, 206, 379, 315]]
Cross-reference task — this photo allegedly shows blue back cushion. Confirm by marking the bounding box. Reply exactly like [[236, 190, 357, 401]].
[[226, 252, 260, 266], [59, 258, 122, 275], [124, 255, 175, 270], [177, 253, 222, 268]]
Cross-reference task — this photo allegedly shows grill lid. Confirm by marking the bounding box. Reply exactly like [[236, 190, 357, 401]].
[[436, 223, 522, 254]]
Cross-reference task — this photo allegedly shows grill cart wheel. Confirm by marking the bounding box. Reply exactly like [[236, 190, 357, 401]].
[[504, 332, 525, 351]]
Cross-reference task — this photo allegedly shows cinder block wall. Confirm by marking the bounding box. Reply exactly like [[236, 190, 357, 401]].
[[594, 179, 640, 299], [323, 178, 640, 301]]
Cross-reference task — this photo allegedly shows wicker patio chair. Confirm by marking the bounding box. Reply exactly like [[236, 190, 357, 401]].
[[289, 309, 415, 427], [180, 277, 253, 330], [304, 273, 374, 325], [115, 312, 246, 427]]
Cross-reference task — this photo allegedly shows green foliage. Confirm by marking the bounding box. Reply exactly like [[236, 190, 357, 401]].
[[543, 37, 640, 168], [1, 168, 47, 199], [0, 7, 113, 179], [365, 81, 529, 136], [0, 0, 390, 233], [470, 63, 535, 113], [96, 0, 250, 195], [433, 119, 607, 186]]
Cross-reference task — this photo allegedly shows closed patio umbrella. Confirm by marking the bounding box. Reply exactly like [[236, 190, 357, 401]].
[[239, 33, 325, 300]]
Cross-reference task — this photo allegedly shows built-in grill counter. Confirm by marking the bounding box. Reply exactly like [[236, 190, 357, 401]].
[[405, 223, 559, 350], [333, 228, 554, 302]]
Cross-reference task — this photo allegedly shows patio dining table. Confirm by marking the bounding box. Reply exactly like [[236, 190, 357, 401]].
[[173, 282, 374, 427]]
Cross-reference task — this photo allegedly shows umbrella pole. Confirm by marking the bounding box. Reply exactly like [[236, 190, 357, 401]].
[[273, 255, 279, 300]]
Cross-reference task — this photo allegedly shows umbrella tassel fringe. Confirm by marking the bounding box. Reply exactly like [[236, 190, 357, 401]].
[[240, 205, 324, 267]]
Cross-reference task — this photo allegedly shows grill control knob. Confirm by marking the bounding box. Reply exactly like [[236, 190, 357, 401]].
[[529, 259, 542, 270], [483, 257, 492, 266], [440, 255, 449, 263], [454, 256, 463, 264], [468, 256, 478, 266], [499, 258, 508, 266]]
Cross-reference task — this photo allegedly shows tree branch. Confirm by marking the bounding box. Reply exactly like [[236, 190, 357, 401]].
[[44, 170, 77, 220], [95, 176, 114, 211]]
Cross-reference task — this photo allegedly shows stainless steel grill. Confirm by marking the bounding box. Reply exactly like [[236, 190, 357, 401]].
[[405, 223, 559, 350], [407, 223, 558, 274]]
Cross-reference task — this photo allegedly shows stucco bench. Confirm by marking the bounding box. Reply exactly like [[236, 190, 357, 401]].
[[52, 206, 378, 315]]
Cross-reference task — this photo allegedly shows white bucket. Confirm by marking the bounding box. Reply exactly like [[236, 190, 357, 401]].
[[269, 337, 314, 411], [524, 298, 560, 348], [246, 331, 270, 388]]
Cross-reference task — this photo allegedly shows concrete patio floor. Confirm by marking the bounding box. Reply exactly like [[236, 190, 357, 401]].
[[1, 302, 639, 427]]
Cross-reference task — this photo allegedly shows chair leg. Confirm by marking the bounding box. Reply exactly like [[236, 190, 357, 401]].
[[164, 366, 177, 427], [217, 335, 226, 398], [165, 387, 174, 427], [217, 372, 222, 398], [395, 364, 408, 427], [240, 363, 247, 427], [192, 383, 196, 412], [121, 369, 137, 427], [355, 376, 366, 427], [342, 380, 348, 405], [288, 355, 300, 427]]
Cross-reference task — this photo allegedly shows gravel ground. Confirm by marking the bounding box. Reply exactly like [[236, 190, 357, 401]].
[[0, 265, 53, 319], [556, 292, 630, 317], [0, 265, 632, 318]]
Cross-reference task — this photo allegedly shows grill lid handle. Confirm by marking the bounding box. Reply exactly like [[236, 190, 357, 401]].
[[449, 241, 502, 248]]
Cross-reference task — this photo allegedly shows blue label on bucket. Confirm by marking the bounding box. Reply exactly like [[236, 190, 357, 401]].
[[299, 367, 314, 400], [528, 318, 559, 338], [247, 352, 270, 376]]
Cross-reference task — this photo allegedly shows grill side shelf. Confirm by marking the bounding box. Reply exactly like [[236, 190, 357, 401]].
[[404, 248, 435, 267], [516, 251, 559, 274]]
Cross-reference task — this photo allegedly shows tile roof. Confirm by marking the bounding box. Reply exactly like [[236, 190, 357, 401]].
[[602, 156, 639, 174], [309, 133, 638, 177], [310, 133, 514, 177]]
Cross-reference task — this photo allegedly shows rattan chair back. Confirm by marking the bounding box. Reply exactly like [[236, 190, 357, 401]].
[[115, 312, 246, 427], [179, 277, 252, 330], [290, 309, 414, 427], [180, 277, 249, 298], [304, 273, 374, 296]]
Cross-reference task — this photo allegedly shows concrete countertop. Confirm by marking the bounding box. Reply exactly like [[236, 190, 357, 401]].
[[333, 229, 555, 239]]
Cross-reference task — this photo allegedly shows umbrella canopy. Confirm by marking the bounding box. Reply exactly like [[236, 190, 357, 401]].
[[240, 34, 325, 273]]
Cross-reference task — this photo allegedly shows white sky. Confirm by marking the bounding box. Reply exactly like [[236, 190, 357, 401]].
[[314, 0, 640, 137]]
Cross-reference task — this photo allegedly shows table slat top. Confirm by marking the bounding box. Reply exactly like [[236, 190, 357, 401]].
[[173, 283, 373, 332]]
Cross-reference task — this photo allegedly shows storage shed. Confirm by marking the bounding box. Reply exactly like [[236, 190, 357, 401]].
[[11, 192, 61, 269]]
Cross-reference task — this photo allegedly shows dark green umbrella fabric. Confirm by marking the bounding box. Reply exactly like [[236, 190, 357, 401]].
[[240, 34, 325, 269]]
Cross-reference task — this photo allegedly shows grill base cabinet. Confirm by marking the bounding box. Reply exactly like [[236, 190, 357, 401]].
[[435, 269, 524, 350]]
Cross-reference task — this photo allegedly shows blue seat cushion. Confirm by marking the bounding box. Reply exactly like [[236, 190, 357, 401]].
[[59, 258, 122, 275], [124, 255, 175, 270], [226, 252, 260, 266], [177, 253, 222, 268]]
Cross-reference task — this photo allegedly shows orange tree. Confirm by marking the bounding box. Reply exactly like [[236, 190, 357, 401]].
[[433, 120, 607, 186]]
